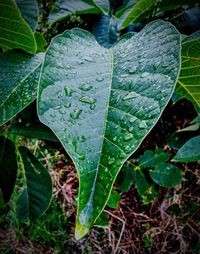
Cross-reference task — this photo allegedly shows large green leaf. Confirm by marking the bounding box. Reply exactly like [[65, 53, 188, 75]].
[[93, 15, 118, 48], [16, 147, 52, 222], [16, 0, 39, 31], [117, 0, 157, 30], [37, 20, 181, 239], [0, 51, 43, 126], [92, 0, 110, 14], [172, 135, 200, 162], [48, 0, 104, 25], [0, 0, 36, 54], [0, 136, 17, 203], [176, 32, 200, 109]]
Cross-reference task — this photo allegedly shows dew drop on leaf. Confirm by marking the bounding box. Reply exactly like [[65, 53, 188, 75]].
[[124, 133, 134, 141], [78, 135, 86, 142], [129, 116, 137, 123], [128, 67, 137, 74], [64, 87, 73, 96], [79, 84, 93, 91], [108, 157, 115, 165], [139, 120, 147, 129], [79, 97, 95, 104], [70, 109, 82, 119], [64, 103, 71, 108], [96, 77, 104, 82]]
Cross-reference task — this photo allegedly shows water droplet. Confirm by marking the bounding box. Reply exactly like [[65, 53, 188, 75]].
[[104, 168, 108, 173], [124, 133, 133, 141], [129, 116, 137, 123], [77, 60, 84, 64], [141, 72, 149, 78], [79, 84, 93, 91], [128, 126, 133, 132], [139, 120, 147, 129], [78, 153, 85, 160], [96, 77, 104, 82], [108, 157, 115, 165], [113, 136, 117, 142], [70, 109, 82, 119], [64, 87, 73, 96], [54, 105, 62, 110], [83, 56, 94, 62], [90, 104, 96, 110], [124, 101, 130, 107], [79, 97, 95, 104], [128, 67, 137, 74], [123, 91, 138, 100], [64, 103, 71, 108], [78, 135, 86, 142]]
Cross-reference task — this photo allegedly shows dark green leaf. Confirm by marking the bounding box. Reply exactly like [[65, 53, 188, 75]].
[[107, 189, 121, 209], [37, 20, 181, 239], [134, 168, 157, 204], [0, 136, 17, 203], [139, 148, 171, 169], [0, 51, 43, 126], [16, 0, 39, 31], [117, 0, 157, 30], [34, 32, 47, 52], [9, 123, 58, 142], [173, 136, 200, 162], [48, 0, 103, 25], [150, 163, 183, 188], [158, 0, 200, 13], [0, 0, 37, 54], [116, 162, 135, 192], [16, 147, 52, 222], [176, 31, 200, 110], [93, 15, 118, 48]]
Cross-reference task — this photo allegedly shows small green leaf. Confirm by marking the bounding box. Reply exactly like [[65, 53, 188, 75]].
[[0, 0, 37, 54], [176, 31, 200, 110], [95, 211, 109, 228], [107, 189, 121, 209], [139, 148, 171, 169], [134, 168, 157, 204], [0, 51, 43, 126], [38, 20, 181, 239], [150, 163, 183, 188], [16, 0, 39, 31], [116, 163, 135, 192], [0, 136, 17, 203], [173, 136, 200, 162], [16, 147, 52, 222]]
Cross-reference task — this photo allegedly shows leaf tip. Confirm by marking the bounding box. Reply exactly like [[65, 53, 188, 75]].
[[75, 220, 89, 241]]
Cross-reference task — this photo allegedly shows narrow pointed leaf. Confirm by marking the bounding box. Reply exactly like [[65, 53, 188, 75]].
[[0, 136, 17, 203], [93, 15, 118, 48], [117, 0, 157, 30], [95, 211, 109, 227], [176, 31, 200, 109], [16, 0, 39, 31], [173, 135, 200, 162], [16, 147, 52, 222], [92, 0, 110, 14], [0, 0, 37, 54], [48, 0, 103, 25], [38, 20, 181, 239], [0, 51, 44, 126], [107, 189, 121, 209]]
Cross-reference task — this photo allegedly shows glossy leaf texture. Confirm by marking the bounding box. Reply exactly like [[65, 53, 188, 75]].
[[0, 51, 43, 126], [0, 0, 36, 54], [16, 0, 39, 31], [173, 135, 200, 162], [149, 163, 183, 188], [48, 0, 104, 25], [92, 0, 110, 14], [16, 147, 52, 222], [0, 136, 17, 203], [93, 15, 118, 48], [38, 20, 181, 239], [117, 0, 157, 30], [176, 31, 200, 109]]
